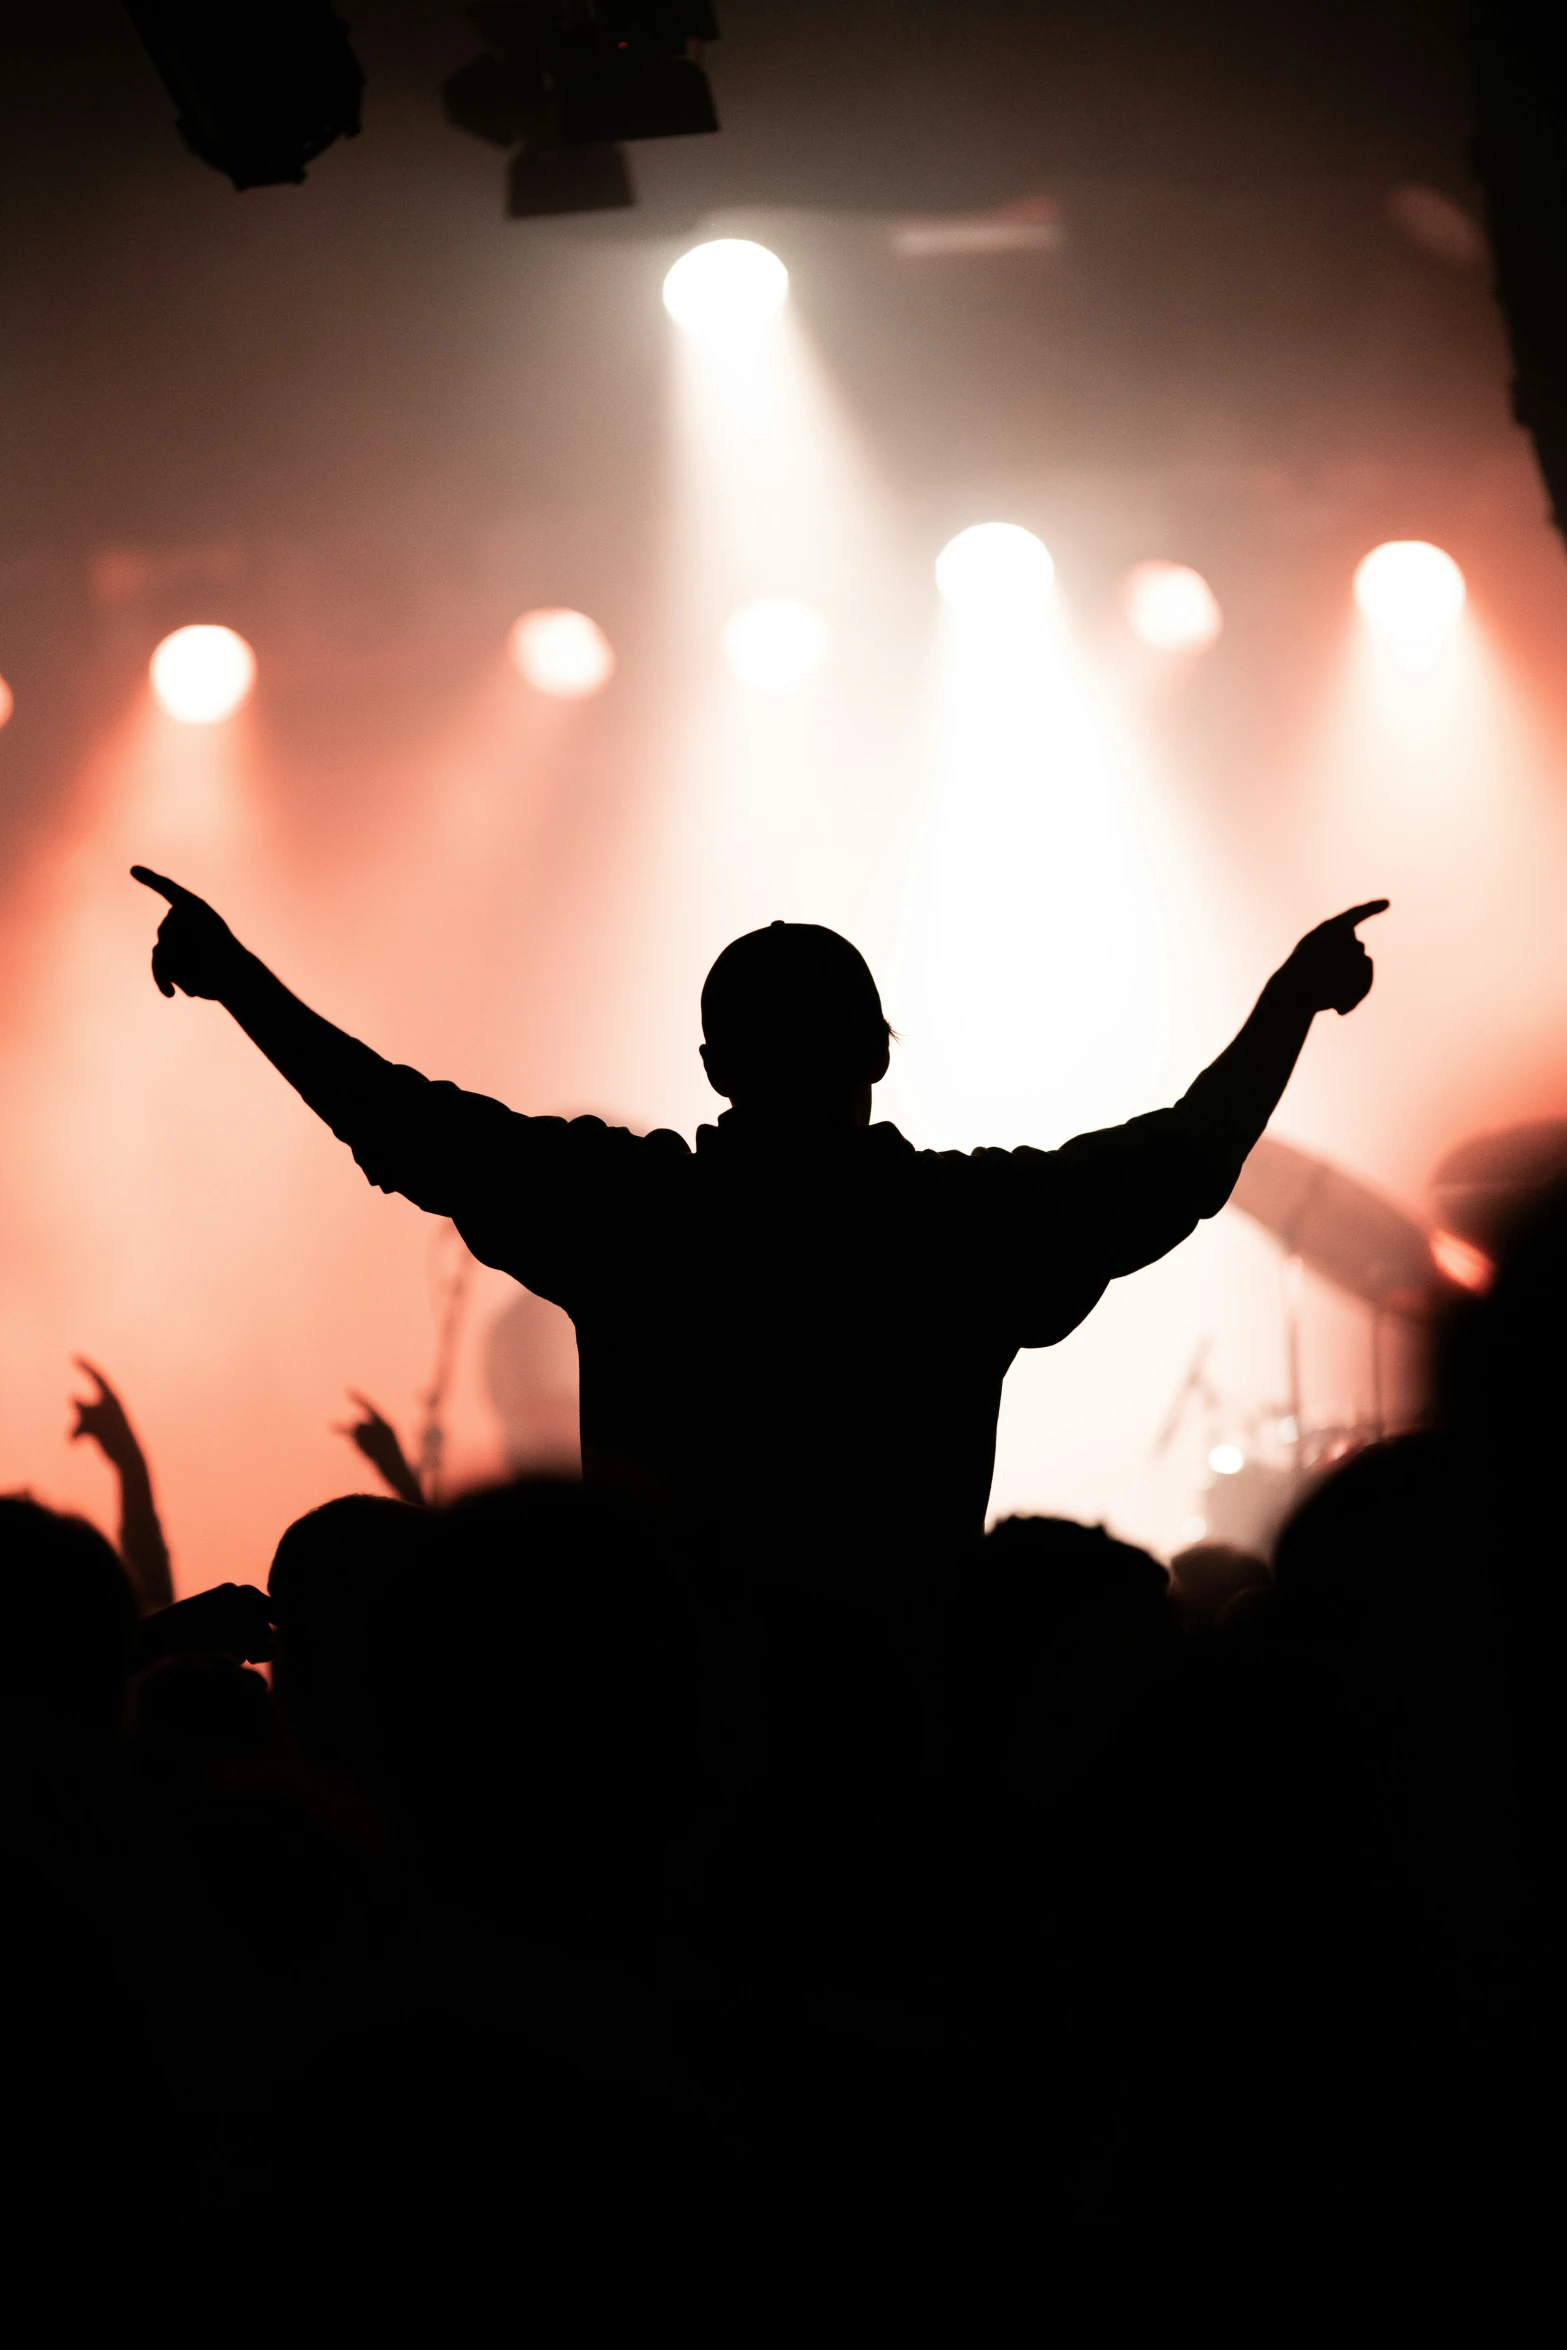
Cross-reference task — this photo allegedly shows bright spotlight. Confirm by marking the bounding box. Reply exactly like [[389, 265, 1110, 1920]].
[[662, 239, 789, 340], [935, 522, 1054, 614], [1123, 559, 1223, 652], [1353, 540, 1466, 645], [149, 625, 256, 724], [509, 608, 615, 699], [721, 598, 830, 692], [1207, 1443, 1245, 1477], [0, 675, 12, 730], [1429, 1228, 1493, 1295]]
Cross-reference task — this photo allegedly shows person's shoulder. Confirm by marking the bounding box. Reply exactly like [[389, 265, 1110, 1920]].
[[906, 1136, 1062, 1177], [576, 1115, 690, 1153], [559, 1113, 692, 1165]]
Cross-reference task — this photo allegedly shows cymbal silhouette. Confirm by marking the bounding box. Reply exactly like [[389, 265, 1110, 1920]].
[[1429, 1120, 1567, 1251], [1230, 1134, 1435, 1315]]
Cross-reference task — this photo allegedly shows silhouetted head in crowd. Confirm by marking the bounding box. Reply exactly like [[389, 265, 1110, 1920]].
[[1167, 1541, 1272, 1634], [268, 1493, 432, 1800], [0, 1495, 137, 1731], [700, 921, 892, 1128], [950, 1516, 1177, 1800], [416, 1478, 709, 1953], [1271, 1432, 1449, 1652]]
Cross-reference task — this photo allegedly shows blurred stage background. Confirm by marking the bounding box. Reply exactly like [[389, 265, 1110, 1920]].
[[3, 1, 1567, 1591]]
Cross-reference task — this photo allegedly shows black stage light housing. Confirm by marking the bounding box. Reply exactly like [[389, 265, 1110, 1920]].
[[122, 0, 365, 190], [442, 2, 720, 218], [509, 143, 635, 216]]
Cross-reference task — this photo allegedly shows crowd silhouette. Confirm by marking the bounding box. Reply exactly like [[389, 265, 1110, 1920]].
[[0, 879, 1546, 2295]]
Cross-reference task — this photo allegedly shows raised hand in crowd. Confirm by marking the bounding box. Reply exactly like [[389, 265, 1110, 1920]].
[[333, 1390, 425, 1507], [68, 1357, 174, 1612]]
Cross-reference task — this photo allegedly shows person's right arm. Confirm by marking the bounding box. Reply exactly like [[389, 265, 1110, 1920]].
[[131, 865, 526, 1220], [133, 866, 400, 1136]]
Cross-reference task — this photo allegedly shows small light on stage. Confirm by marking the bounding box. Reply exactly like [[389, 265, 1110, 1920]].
[[721, 599, 830, 692], [149, 625, 256, 724], [662, 240, 788, 340], [0, 675, 13, 729], [1123, 560, 1223, 652], [1353, 541, 1466, 645], [1429, 1228, 1493, 1294], [935, 523, 1054, 614], [509, 609, 616, 698], [1207, 1443, 1245, 1477]]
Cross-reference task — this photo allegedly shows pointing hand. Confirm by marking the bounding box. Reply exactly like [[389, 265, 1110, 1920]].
[[131, 867, 242, 1001], [1282, 900, 1389, 1017]]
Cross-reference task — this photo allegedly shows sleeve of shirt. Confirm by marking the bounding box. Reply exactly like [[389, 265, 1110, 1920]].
[[314, 1046, 654, 1309], [975, 1106, 1206, 1348]]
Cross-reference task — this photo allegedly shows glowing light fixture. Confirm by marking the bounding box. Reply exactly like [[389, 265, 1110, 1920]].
[[1123, 559, 1223, 652], [0, 675, 12, 730], [149, 625, 256, 724], [509, 608, 615, 699], [1429, 1228, 1493, 1294], [1207, 1443, 1245, 1477], [721, 598, 829, 692], [1353, 540, 1466, 645], [935, 522, 1054, 614], [662, 239, 788, 340]]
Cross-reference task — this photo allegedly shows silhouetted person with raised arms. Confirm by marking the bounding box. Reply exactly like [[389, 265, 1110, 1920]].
[[132, 866, 1385, 1580]]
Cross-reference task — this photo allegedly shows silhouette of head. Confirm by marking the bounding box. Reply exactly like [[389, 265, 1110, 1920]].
[[700, 921, 891, 1118], [0, 1495, 137, 1730]]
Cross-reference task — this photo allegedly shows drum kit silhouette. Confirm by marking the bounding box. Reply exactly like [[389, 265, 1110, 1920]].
[[1160, 1120, 1567, 1555]]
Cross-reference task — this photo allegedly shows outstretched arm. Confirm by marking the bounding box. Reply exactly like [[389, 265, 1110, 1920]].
[[132, 867, 390, 1131], [1174, 900, 1388, 1214], [68, 1359, 175, 1612]]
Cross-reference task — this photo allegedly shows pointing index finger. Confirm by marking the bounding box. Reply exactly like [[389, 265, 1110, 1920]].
[[131, 865, 197, 907], [1333, 899, 1390, 930]]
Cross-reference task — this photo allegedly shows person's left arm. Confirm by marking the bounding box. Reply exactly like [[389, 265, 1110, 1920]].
[[1025, 901, 1389, 1300], [68, 1359, 175, 1612], [1169, 900, 1387, 1215]]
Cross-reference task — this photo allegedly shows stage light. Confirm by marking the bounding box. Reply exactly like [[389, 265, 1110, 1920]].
[[124, 0, 364, 190], [721, 599, 829, 692], [0, 675, 12, 730], [1429, 1228, 1493, 1294], [935, 522, 1054, 614], [662, 240, 788, 340], [509, 608, 615, 698], [1123, 559, 1223, 652], [1207, 1443, 1245, 1476], [1353, 541, 1466, 645], [149, 626, 256, 725]]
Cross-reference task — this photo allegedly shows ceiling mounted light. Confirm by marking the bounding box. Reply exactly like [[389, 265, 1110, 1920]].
[[935, 523, 1055, 614], [509, 608, 616, 698], [721, 599, 829, 692], [1354, 541, 1466, 645], [663, 239, 788, 339], [149, 625, 257, 724], [1122, 560, 1223, 652]]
